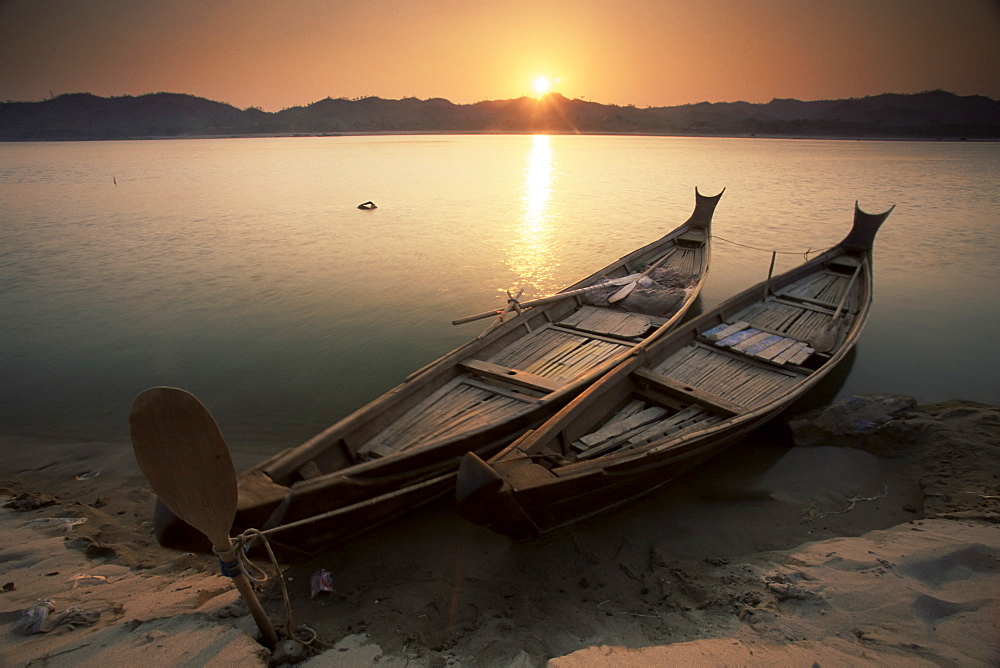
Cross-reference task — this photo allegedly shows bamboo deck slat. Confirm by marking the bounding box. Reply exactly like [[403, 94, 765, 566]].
[[558, 306, 653, 339], [780, 271, 847, 307], [490, 327, 569, 368], [715, 328, 764, 349], [525, 339, 621, 380], [358, 378, 528, 458], [668, 413, 722, 440], [489, 325, 633, 382], [787, 347, 813, 366], [736, 298, 833, 341], [654, 344, 803, 409], [741, 333, 786, 356], [632, 367, 746, 416], [662, 248, 701, 275], [362, 312, 647, 458]]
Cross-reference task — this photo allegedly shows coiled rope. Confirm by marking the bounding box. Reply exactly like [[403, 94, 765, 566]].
[[214, 530, 320, 647]]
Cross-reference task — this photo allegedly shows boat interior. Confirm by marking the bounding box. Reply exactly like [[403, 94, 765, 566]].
[[541, 255, 867, 464]]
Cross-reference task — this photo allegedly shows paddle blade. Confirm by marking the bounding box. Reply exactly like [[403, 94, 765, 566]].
[[810, 327, 837, 354], [607, 280, 637, 304], [129, 387, 238, 545]]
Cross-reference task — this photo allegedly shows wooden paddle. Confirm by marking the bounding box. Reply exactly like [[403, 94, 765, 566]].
[[608, 250, 673, 304], [810, 258, 865, 353], [128, 387, 279, 648]]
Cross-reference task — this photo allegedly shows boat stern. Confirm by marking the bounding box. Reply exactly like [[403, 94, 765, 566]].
[[456, 453, 541, 541]]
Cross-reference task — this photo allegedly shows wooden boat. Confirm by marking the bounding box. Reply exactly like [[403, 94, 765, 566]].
[[155, 187, 722, 555], [456, 202, 893, 541]]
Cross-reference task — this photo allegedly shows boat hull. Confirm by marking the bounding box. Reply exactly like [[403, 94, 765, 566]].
[[458, 381, 805, 541]]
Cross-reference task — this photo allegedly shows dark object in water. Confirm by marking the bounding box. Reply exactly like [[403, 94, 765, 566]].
[[358, 201, 377, 209]]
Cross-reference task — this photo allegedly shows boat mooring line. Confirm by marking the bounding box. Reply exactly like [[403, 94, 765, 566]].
[[710, 234, 829, 259]]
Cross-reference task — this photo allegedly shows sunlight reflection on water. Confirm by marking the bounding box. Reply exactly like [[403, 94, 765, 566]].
[[506, 134, 559, 295], [1, 136, 997, 451]]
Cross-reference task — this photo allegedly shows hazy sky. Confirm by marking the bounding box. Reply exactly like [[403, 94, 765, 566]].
[[2, 0, 998, 111]]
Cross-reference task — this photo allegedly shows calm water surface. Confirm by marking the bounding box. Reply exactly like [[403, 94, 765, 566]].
[[2, 135, 998, 456]]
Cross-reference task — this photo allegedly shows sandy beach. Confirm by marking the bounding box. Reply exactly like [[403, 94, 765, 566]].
[[2, 394, 997, 666]]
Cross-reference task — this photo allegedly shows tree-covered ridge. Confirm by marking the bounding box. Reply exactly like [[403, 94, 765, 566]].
[[2, 90, 996, 140]]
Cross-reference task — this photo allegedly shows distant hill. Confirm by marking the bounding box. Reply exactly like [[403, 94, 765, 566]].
[[1, 90, 996, 141]]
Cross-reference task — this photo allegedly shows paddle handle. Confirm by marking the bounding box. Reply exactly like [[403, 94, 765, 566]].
[[216, 539, 279, 647]]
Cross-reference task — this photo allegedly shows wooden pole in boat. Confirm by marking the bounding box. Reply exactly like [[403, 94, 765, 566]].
[[762, 251, 777, 300], [453, 276, 633, 326], [128, 387, 279, 648], [476, 288, 523, 339]]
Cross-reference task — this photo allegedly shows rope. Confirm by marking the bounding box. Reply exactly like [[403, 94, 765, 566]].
[[214, 531, 320, 647], [710, 234, 829, 260], [218, 558, 242, 578], [801, 483, 889, 523]]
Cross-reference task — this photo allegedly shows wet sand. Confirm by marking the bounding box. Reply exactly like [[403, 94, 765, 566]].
[[1, 396, 997, 666]]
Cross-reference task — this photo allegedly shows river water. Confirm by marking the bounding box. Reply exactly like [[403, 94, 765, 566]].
[[2, 135, 997, 456]]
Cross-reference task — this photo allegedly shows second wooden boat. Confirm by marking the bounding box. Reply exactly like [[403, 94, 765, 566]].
[[456, 201, 893, 541], [155, 187, 722, 554]]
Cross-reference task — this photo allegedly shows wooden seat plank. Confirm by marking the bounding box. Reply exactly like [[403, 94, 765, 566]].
[[730, 331, 774, 353], [359, 377, 533, 458], [716, 328, 763, 348], [577, 405, 669, 448], [701, 320, 751, 342], [633, 367, 744, 416], [460, 358, 565, 393], [754, 337, 798, 361], [576, 404, 708, 459], [559, 306, 653, 339], [742, 333, 786, 356], [771, 341, 809, 365], [787, 346, 815, 366], [625, 405, 707, 446]]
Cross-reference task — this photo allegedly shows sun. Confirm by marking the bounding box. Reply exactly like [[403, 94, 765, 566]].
[[532, 76, 552, 97]]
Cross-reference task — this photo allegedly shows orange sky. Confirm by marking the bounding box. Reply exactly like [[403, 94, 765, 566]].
[[1, 0, 998, 111]]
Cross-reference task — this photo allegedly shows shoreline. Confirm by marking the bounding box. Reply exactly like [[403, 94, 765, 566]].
[[3, 130, 997, 143], [1, 394, 998, 666]]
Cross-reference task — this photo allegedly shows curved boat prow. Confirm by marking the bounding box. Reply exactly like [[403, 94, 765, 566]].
[[686, 187, 725, 230], [840, 201, 895, 252]]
